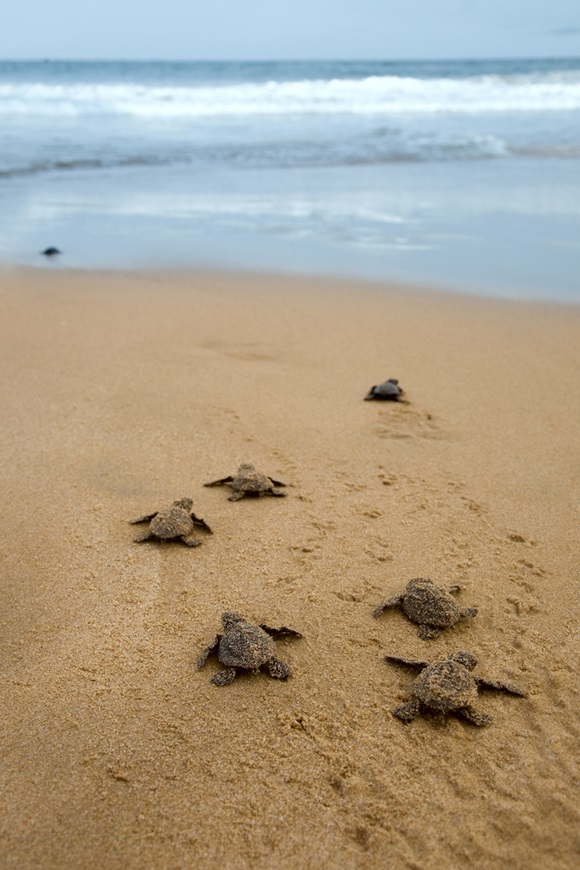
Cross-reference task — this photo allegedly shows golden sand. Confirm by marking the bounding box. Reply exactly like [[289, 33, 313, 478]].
[[0, 266, 578, 868]]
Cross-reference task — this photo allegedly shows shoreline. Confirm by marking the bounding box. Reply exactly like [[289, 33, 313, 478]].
[[2, 153, 580, 306], [4, 260, 580, 308], [1, 266, 578, 868]]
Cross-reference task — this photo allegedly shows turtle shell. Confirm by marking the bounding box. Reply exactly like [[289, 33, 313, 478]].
[[402, 578, 462, 629], [218, 621, 275, 669], [232, 464, 273, 495], [150, 505, 194, 539], [413, 659, 479, 713], [375, 379, 401, 397], [367, 379, 403, 399]]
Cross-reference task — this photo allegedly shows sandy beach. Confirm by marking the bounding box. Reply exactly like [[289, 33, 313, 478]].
[[0, 265, 578, 869]]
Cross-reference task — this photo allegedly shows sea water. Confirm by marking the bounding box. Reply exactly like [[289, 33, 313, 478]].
[[0, 58, 579, 300]]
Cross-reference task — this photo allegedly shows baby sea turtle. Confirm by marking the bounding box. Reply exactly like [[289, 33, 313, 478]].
[[365, 378, 404, 401], [204, 463, 287, 501], [386, 651, 526, 726], [129, 497, 212, 546], [197, 611, 302, 685], [373, 578, 478, 639], [41, 246, 62, 257]]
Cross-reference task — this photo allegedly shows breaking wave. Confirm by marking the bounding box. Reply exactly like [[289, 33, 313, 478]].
[[1, 71, 580, 118]]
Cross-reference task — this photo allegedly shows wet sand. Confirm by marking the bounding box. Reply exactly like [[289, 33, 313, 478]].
[[0, 266, 578, 868]]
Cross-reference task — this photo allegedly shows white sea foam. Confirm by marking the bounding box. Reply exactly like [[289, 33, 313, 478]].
[[1, 72, 580, 117]]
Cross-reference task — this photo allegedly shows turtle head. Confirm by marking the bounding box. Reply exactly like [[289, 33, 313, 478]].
[[407, 577, 433, 591], [238, 463, 255, 473], [222, 611, 244, 630], [173, 497, 194, 512], [451, 651, 478, 670]]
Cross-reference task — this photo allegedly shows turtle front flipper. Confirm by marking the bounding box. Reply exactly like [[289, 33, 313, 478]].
[[458, 706, 492, 727], [190, 512, 213, 534], [392, 699, 421, 722], [417, 624, 442, 640], [211, 667, 238, 686], [129, 512, 158, 525], [476, 677, 527, 696], [372, 595, 403, 618], [267, 657, 292, 680], [260, 624, 303, 639], [204, 476, 234, 488], [196, 635, 221, 669], [385, 655, 430, 669], [269, 479, 287, 489], [133, 531, 154, 543]]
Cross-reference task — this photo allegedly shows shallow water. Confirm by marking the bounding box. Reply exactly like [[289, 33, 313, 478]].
[[1, 58, 579, 300]]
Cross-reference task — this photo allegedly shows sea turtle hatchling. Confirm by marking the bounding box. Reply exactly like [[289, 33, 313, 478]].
[[197, 611, 302, 685], [365, 378, 405, 401], [129, 497, 212, 546], [386, 651, 526, 726], [204, 463, 287, 501], [373, 578, 478, 639]]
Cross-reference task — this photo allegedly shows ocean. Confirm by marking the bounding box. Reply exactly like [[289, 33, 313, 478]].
[[1, 58, 579, 300]]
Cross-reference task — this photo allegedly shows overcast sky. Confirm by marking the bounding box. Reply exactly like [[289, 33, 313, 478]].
[[2, 0, 579, 61]]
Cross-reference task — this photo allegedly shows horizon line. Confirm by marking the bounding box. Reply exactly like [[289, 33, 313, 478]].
[[1, 54, 579, 64]]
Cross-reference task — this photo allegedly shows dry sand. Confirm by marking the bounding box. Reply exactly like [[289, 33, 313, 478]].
[[0, 266, 578, 869]]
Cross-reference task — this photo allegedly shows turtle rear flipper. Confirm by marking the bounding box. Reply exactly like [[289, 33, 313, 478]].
[[392, 699, 421, 722], [373, 594, 403, 618], [459, 706, 492, 727], [211, 667, 237, 686], [260, 624, 302, 639], [417, 624, 442, 640], [227, 492, 246, 501], [268, 489, 287, 497], [460, 607, 478, 620], [181, 534, 202, 547], [129, 512, 158, 525], [476, 677, 527, 696], [133, 531, 154, 543], [204, 476, 234, 488], [269, 479, 287, 489], [267, 657, 292, 679], [196, 635, 221, 669]]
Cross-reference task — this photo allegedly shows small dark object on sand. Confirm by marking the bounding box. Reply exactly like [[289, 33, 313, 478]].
[[365, 378, 404, 401], [42, 247, 62, 257], [197, 611, 302, 685], [204, 463, 287, 501], [386, 651, 526, 726], [373, 578, 478, 639], [129, 497, 212, 547]]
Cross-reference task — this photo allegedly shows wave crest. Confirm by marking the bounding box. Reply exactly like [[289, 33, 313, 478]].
[[1, 71, 580, 118]]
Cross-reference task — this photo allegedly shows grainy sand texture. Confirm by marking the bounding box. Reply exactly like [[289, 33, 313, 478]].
[[0, 267, 578, 869]]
